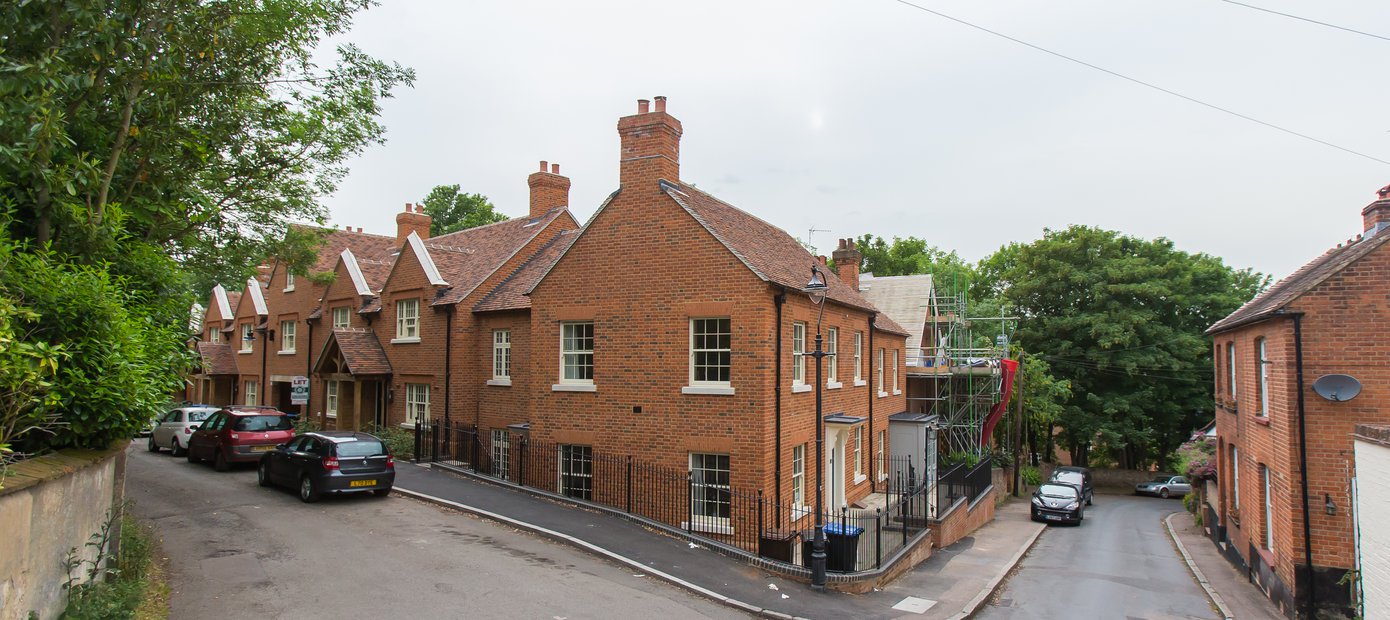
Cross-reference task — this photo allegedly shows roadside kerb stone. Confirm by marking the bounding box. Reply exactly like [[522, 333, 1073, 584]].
[[1164, 511, 1234, 620], [946, 521, 1045, 620]]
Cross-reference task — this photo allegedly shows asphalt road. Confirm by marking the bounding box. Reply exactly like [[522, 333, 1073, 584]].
[[976, 494, 1218, 620], [125, 444, 744, 619]]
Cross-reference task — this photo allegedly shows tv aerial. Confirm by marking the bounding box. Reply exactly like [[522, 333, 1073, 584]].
[[1312, 374, 1361, 402]]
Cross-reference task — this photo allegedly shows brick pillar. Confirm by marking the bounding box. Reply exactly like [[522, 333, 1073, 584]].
[[617, 96, 683, 186]]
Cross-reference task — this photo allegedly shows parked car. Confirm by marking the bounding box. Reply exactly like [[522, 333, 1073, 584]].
[[147, 405, 219, 456], [186, 407, 295, 471], [1049, 466, 1094, 506], [1031, 482, 1084, 525], [258, 431, 395, 503], [1135, 474, 1192, 499]]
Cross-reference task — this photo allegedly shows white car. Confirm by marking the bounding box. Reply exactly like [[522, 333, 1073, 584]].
[[147, 406, 219, 456]]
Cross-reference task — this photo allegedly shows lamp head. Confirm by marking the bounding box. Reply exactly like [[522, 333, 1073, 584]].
[[805, 266, 828, 304]]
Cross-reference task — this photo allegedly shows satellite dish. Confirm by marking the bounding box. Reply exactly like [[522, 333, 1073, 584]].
[[1312, 374, 1361, 402]]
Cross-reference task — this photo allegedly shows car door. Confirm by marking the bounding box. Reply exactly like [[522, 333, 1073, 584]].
[[191, 413, 224, 458], [1173, 476, 1192, 495], [288, 437, 321, 482], [154, 410, 181, 447], [270, 437, 304, 484]]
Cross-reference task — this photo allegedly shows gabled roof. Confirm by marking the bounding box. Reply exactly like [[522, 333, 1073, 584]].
[[474, 229, 581, 313], [405, 231, 449, 286], [314, 328, 392, 376], [223, 290, 241, 319], [421, 207, 572, 307], [659, 180, 880, 313], [859, 274, 931, 345], [245, 277, 268, 316], [1207, 230, 1390, 334], [196, 342, 238, 376], [212, 284, 234, 321], [341, 249, 374, 296]]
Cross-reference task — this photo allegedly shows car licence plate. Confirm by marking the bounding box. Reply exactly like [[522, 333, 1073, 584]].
[[349, 480, 375, 488], [1045, 514, 1063, 521], [250, 445, 275, 452]]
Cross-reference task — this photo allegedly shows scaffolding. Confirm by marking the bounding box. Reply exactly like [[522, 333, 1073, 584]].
[[908, 275, 1017, 458]]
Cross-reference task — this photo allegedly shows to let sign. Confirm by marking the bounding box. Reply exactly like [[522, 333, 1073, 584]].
[[290, 376, 309, 405]]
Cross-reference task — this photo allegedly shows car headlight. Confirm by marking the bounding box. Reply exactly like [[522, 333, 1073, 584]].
[[1065, 501, 1080, 510], [1031, 497, 1042, 507]]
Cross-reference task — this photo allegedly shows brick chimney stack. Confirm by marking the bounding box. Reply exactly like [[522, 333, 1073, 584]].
[[831, 239, 863, 291], [396, 203, 431, 246], [1362, 184, 1390, 237], [527, 160, 571, 219], [617, 96, 682, 187]]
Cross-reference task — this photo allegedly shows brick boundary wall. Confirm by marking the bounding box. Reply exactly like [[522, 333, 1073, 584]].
[[931, 486, 998, 549]]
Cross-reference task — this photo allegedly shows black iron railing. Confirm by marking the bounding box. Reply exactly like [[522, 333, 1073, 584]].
[[413, 421, 939, 573]]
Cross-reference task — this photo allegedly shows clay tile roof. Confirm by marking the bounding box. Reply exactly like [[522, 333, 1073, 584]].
[[474, 229, 581, 312], [426, 208, 570, 307], [224, 291, 242, 316], [874, 314, 912, 337], [359, 298, 382, 314], [660, 181, 881, 313], [331, 329, 392, 376], [1207, 231, 1390, 334], [196, 342, 238, 376]]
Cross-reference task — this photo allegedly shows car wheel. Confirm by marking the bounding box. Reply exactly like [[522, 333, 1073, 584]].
[[258, 461, 272, 487], [299, 476, 320, 503], [1160, 487, 1170, 499], [171, 439, 186, 457], [214, 449, 230, 472], [1086, 493, 1093, 506], [372, 487, 391, 498], [147, 435, 159, 452]]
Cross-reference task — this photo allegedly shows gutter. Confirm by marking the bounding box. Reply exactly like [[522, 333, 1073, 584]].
[[868, 312, 876, 490]]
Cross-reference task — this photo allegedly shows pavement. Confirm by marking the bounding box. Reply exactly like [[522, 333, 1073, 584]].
[[1166, 511, 1285, 620], [394, 462, 1048, 620]]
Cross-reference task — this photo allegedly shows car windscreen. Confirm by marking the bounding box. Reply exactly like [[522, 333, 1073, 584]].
[[232, 415, 293, 432], [188, 411, 213, 423], [1149, 476, 1172, 483], [1039, 484, 1078, 499], [1053, 472, 1083, 484], [335, 440, 387, 457]]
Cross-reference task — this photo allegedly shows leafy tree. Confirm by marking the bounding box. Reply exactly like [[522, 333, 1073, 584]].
[[420, 185, 508, 235], [852, 234, 976, 294], [981, 226, 1265, 468], [1014, 353, 1071, 465], [0, 0, 410, 451], [1, 0, 414, 293]]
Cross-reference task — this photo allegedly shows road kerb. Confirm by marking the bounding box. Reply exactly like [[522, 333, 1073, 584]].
[[393, 485, 810, 620], [945, 521, 1046, 620], [1164, 512, 1235, 620]]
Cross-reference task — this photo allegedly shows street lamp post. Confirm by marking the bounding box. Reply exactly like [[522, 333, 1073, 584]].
[[804, 266, 830, 591]]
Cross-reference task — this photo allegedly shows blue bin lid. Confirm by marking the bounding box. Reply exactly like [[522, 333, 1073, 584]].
[[823, 522, 864, 536]]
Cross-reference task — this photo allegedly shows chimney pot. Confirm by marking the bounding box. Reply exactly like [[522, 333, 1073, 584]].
[[551, 163, 560, 174], [1362, 182, 1390, 235], [637, 99, 650, 114], [832, 236, 864, 291], [654, 96, 667, 113], [396, 202, 432, 245], [404, 203, 411, 212], [527, 159, 570, 219], [344, 224, 351, 230], [540, 160, 548, 172], [357, 227, 363, 233]]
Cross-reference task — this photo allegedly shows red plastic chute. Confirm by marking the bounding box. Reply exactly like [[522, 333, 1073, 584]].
[[980, 358, 1019, 447]]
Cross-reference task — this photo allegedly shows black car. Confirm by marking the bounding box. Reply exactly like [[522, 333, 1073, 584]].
[[1049, 466, 1094, 506], [1031, 482, 1085, 525], [258, 431, 395, 503]]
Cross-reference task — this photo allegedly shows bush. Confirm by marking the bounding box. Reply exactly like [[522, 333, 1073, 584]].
[[368, 423, 414, 460], [1021, 466, 1042, 486], [942, 450, 982, 468], [1175, 437, 1216, 480]]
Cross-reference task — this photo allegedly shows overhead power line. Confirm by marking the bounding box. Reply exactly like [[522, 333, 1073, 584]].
[[887, 0, 1390, 166], [1215, 0, 1390, 43]]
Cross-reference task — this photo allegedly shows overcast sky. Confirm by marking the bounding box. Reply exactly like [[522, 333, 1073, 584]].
[[320, 0, 1390, 281]]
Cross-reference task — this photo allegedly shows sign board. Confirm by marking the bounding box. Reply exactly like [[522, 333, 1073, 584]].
[[290, 376, 310, 405]]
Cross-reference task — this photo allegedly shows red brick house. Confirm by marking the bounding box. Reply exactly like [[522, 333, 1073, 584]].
[[1207, 185, 1390, 618], [520, 98, 910, 534]]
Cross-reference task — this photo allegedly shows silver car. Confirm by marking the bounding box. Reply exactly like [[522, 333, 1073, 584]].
[[147, 406, 219, 456], [1135, 474, 1192, 499]]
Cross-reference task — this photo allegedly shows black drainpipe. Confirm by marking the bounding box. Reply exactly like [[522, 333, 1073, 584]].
[[444, 305, 454, 428], [868, 312, 876, 491], [260, 323, 269, 406], [1290, 312, 1315, 617], [305, 320, 314, 420], [774, 289, 786, 527]]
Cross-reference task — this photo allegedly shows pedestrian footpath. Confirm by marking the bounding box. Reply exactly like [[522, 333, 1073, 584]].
[[1165, 512, 1284, 620], [394, 463, 1045, 619]]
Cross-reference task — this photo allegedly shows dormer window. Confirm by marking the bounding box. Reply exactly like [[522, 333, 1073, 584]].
[[284, 272, 295, 292], [240, 324, 253, 353]]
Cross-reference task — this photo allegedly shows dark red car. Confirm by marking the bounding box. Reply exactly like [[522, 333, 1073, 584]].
[[186, 407, 295, 471]]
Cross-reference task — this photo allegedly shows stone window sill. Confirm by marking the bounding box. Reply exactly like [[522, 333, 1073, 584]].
[[277, 350, 296, 356], [487, 378, 512, 387], [552, 383, 596, 392], [682, 385, 735, 395], [826, 381, 843, 390], [791, 384, 812, 394], [1253, 416, 1271, 427], [390, 337, 421, 345], [854, 379, 867, 387], [878, 391, 889, 398]]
